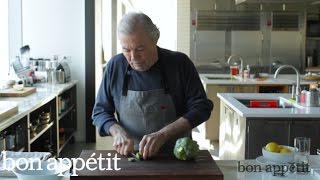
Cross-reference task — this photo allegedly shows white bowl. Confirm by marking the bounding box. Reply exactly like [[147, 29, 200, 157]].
[[262, 145, 295, 163], [13, 84, 24, 91], [13, 161, 70, 180]]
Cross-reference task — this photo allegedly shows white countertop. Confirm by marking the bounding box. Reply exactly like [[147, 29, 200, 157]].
[[216, 155, 320, 180], [217, 93, 320, 118], [0, 81, 77, 131], [200, 73, 317, 85]]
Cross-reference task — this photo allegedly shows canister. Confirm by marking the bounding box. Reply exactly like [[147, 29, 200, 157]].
[[306, 89, 319, 107], [305, 91, 311, 107], [300, 90, 307, 104], [310, 88, 319, 106]]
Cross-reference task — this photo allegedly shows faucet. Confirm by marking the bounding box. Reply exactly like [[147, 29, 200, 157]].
[[227, 55, 243, 77], [274, 65, 301, 102]]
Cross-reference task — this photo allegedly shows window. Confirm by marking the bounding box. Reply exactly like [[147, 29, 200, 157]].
[[0, 0, 9, 83]]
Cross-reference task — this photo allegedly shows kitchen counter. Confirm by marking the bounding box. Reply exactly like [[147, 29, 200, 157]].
[[200, 73, 317, 85], [217, 93, 320, 118], [0, 81, 77, 131]]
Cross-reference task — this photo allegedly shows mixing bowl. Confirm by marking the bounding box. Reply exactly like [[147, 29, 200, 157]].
[[13, 161, 69, 180]]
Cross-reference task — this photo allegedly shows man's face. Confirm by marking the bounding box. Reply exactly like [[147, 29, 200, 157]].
[[119, 27, 158, 72]]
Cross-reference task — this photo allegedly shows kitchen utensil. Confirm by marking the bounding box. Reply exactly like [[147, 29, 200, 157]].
[[52, 70, 65, 84], [56, 61, 71, 82]]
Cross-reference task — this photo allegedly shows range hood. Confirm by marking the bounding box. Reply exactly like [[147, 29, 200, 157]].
[[236, 0, 320, 5]]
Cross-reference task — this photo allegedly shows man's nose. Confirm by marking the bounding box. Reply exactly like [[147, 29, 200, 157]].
[[130, 50, 139, 60]]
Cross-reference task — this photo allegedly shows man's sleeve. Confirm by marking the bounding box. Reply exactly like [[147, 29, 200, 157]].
[[181, 56, 214, 128], [92, 62, 118, 136]]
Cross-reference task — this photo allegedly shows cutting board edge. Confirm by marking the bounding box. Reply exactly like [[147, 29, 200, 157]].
[[0, 87, 36, 97], [0, 105, 18, 121]]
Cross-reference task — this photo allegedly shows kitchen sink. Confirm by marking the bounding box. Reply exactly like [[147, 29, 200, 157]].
[[236, 97, 300, 108]]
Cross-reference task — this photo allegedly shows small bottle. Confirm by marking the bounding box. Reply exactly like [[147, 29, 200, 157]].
[[243, 70, 249, 80], [246, 65, 250, 79]]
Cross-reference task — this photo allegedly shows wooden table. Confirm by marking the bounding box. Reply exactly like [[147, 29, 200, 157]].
[[71, 150, 223, 180]]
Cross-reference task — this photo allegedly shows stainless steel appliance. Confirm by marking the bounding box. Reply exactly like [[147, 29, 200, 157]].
[[56, 61, 71, 82]]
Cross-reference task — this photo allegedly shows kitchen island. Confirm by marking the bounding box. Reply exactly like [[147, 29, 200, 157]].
[[196, 73, 318, 149], [217, 93, 320, 160]]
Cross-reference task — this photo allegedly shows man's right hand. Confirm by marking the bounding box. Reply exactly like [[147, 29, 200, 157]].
[[109, 123, 134, 156]]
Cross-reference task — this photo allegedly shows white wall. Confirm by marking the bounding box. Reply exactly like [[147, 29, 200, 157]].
[[130, 0, 177, 51], [0, 0, 9, 82], [22, 0, 86, 142]]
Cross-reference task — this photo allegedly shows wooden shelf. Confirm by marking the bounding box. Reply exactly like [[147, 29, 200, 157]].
[[58, 129, 76, 154], [30, 122, 54, 144], [0, 82, 77, 157], [58, 104, 75, 121]]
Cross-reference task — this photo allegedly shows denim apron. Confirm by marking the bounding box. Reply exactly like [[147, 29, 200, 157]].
[[118, 60, 190, 151]]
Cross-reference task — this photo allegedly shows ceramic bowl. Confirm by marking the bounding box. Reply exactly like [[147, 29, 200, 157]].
[[262, 145, 296, 163], [13, 161, 69, 180], [13, 84, 24, 91]]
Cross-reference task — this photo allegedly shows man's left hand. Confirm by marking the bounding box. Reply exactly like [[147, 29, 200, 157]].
[[139, 132, 167, 160]]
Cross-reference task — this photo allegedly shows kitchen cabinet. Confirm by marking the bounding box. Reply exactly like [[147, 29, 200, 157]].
[[219, 101, 320, 160], [56, 85, 77, 156], [219, 101, 246, 160], [245, 119, 290, 159], [0, 82, 77, 157], [197, 84, 255, 146], [289, 120, 320, 155], [256, 84, 288, 93]]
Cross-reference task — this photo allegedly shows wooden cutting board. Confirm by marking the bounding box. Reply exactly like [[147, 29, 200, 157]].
[[71, 150, 223, 180], [0, 87, 36, 97], [0, 101, 18, 121]]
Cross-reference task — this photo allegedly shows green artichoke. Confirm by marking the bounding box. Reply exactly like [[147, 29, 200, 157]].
[[173, 137, 199, 160]]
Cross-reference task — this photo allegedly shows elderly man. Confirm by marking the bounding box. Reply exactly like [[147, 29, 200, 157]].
[[92, 12, 213, 159]]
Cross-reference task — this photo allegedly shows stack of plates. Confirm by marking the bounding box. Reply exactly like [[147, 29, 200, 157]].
[[39, 112, 51, 125]]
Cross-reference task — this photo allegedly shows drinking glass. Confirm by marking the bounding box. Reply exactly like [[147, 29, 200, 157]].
[[294, 137, 311, 174]]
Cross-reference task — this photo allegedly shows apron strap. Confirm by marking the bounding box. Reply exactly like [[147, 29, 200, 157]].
[[122, 64, 130, 96], [158, 59, 170, 94]]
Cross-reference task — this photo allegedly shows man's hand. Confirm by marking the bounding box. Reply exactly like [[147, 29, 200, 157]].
[[139, 117, 192, 160], [139, 131, 167, 160], [109, 123, 134, 156]]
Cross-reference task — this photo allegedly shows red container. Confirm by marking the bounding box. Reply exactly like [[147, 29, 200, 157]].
[[250, 100, 278, 108], [230, 66, 239, 76]]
